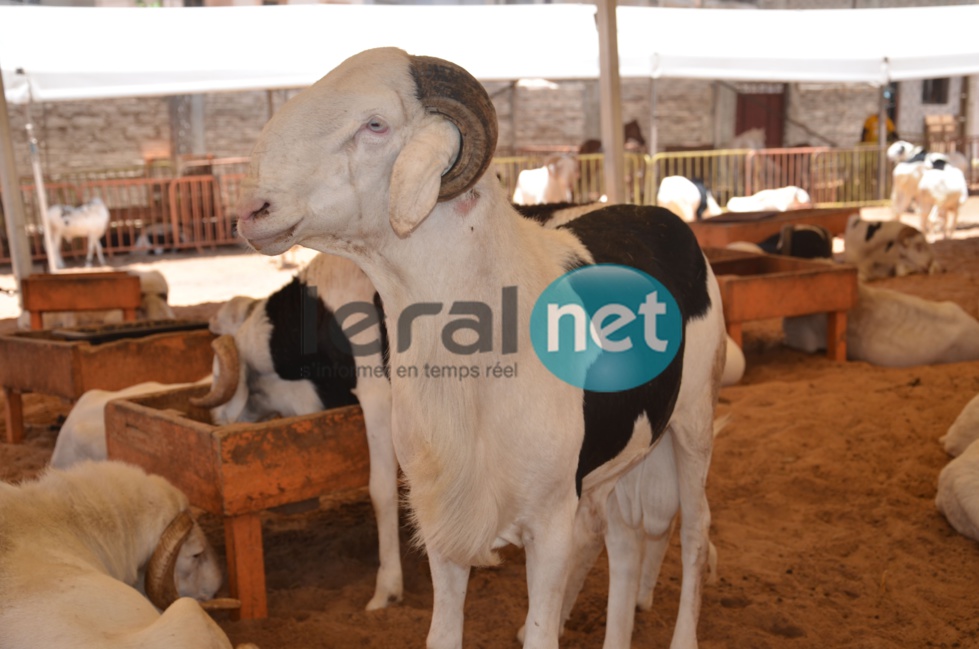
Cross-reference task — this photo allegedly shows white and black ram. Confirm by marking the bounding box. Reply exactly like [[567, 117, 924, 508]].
[[656, 175, 723, 222], [234, 47, 725, 649], [0, 460, 251, 649], [43, 197, 110, 268], [194, 252, 402, 612]]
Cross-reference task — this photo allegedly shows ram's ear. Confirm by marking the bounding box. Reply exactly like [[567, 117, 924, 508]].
[[389, 118, 461, 238]]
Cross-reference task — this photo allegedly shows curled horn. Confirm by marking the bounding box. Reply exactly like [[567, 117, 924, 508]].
[[409, 55, 499, 201], [190, 334, 240, 408], [145, 510, 195, 610]]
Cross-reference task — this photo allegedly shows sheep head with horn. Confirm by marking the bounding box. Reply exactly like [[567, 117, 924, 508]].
[[236, 47, 499, 257]]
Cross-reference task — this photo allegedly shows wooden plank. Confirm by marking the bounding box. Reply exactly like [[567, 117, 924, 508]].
[[224, 513, 268, 620], [707, 249, 858, 362], [105, 389, 225, 514], [689, 207, 856, 249], [3, 387, 23, 444], [217, 405, 369, 516], [105, 386, 371, 516], [75, 329, 214, 391], [0, 333, 82, 396], [21, 272, 142, 315]]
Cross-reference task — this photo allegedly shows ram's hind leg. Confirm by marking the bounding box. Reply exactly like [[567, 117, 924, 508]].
[[668, 412, 714, 649], [668, 279, 725, 649], [604, 431, 679, 649]]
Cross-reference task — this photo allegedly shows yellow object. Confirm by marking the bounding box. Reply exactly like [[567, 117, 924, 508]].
[[861, 114, 896, 143]]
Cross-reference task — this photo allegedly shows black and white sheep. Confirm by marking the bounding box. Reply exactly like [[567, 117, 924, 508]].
[[842, 214, 939, 281], [193, 252, 402, 612], [916, 158, 968, 240], [656, 175, 723, 222], [0, 460, 247, 649], [43, 197, 110, 268], [234, 47, 725, 649], [49, 252, 402, 612]]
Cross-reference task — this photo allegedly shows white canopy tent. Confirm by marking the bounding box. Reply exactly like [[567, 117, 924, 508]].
[[3, 3, 979, 103], [2, 3, 979, 285]]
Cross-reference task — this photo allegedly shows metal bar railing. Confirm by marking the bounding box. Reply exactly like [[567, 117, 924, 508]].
[[3, 141, 967, 265]]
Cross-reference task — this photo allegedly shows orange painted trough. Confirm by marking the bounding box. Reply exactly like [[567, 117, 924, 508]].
[[104, 385, 370, 621], [689, 207, 856, 249], [705, 248, 858, 361], [0, 324, 214, 444]]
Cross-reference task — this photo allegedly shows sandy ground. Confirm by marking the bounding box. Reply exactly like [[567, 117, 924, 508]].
[[1, 200, 978, 648]]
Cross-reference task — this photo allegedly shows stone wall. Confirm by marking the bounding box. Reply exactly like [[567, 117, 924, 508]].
[[3, 72, 973, 181], [785, 83, 880, 148]]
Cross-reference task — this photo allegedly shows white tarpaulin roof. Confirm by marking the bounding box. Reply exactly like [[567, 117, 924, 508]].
[[2, 3, 979, 104], [617, 5, 979, 84]]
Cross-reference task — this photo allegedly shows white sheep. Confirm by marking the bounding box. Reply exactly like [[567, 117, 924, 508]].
[[935, 437, 979, 544], [511, 155, 579, 206], [916, 159, 968, 240], [783, 282, 979, 367], [194, 252, 402, 612], [234, 47, 725, 649], [0, 460, 242, 649], [726, 185, 812, 213], [656, 175, 723, 222], [44, 196, 110, 268], [50, 378, 210, 470], [939, 394, 979, 458]]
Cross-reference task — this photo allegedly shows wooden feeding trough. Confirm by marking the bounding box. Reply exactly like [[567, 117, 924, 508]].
[[0, 321, 214, 444], [20, 271, 143, 331], [705, 248, 858, 361], [104, 385, 370, 621], [688, 207, 856, 249]]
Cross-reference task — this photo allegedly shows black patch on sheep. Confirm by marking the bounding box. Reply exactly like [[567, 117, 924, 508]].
[[265, 277, 360, 410], [759, 224, 832, 259], [559, 205, 711, 495], [691, 178, 710, 221], [908, 150, 927, 163], [512, 202, 582, 225], [865, 221, 883, 242], [931, 158, 948, 171]]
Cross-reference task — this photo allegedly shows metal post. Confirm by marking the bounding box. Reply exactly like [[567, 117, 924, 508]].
[[648, 77, 658, 157], [23, 89, 56, 273], [877, 85, 887, 201], [0, 64, 35, 292], [595, 0, 625, 204]]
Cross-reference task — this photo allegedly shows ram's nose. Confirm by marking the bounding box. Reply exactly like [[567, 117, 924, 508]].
[[237, 197, 271, 224]]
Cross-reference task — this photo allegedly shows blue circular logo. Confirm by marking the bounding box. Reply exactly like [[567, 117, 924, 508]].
[[530, 264, 682, 392]]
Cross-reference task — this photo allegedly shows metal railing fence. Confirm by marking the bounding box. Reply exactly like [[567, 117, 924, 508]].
[[5, 143, 972, 265]]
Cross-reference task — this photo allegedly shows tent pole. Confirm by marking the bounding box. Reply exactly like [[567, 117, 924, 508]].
[[23, 89, 56, 273], [877, 85, 887, 201], [595, 0, 625, 204], [0, 65, 35, 297], [648, 77, 658, 157]]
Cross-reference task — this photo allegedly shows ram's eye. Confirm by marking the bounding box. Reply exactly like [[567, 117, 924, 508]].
[[366, 118, 388, 134]]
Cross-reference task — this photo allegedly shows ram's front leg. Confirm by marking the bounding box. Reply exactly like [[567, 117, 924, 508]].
[[426, 550, 471, 649], [360, 386, 403, 611], [521, 496, 578, 649]]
